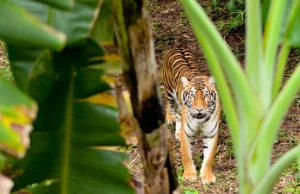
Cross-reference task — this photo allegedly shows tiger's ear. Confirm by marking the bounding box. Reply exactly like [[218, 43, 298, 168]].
[[208, 76, 215, 87], [181, 76, 190, 88]]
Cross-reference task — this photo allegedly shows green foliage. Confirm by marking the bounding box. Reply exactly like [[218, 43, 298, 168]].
[[0, 1, 65, 50], [0, 0, 134, 194], [184, 189, 199, 194], [0, 77, 37, 157], [179, 0, 300, 193], [216, 8, 244, 35], [0, 75, 37, 194], [226, 0, 244, 12], [32, 0, 74, 10]]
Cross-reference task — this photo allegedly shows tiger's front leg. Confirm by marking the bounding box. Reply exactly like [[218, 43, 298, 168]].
[[180, 105, 197, 181], [200, 123, 219, 184], [175, 112, 181, 140], [165, 98, 176, 125]]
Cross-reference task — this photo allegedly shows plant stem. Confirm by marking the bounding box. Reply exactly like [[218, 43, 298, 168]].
[[252, 63, 300, 182], [262, 0, 287, 109], [245, 0, 262, 93], [252, 145, 300, 194], [272, 0, 300, 99], [272, 43, 290, 99]]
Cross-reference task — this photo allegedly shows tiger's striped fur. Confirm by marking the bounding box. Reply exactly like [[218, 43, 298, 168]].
[[162, 48, 220, 184]]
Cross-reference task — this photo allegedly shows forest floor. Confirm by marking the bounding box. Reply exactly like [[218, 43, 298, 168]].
[[123, 0, 300, 194]]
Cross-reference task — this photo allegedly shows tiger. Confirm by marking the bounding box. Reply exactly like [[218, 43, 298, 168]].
[[161, 48, 220, 184]]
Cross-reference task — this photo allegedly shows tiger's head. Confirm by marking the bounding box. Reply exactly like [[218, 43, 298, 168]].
[[181, 76, 217, 120]]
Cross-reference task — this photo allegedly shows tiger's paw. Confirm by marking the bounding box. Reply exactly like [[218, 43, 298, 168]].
[[200, 171, 216, 185], [183, 170, 197, 182]]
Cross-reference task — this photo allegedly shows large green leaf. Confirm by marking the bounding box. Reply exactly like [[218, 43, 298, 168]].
[[10, 47, 132, 194], [4, 0, 134, 193], [0, 77, 37, 158], [32, 0, 74, 10], [0, 0, 65, 50], [74, 68, 110, 98], [90, 0, 115, 46], [11, 0, 101, 46], [50, 0, 101, 46], [13, 180, 59, 194], [0, 122, 22, 157], [73, 102, 125, 146], [13, 143, 134, 194], [0, 57, 37, 194], [6, 0, 104, 98], [262, 0, 297, 45], [7, 45, 55, 103]]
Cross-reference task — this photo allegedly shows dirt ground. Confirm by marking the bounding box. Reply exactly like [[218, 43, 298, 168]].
[[125, 0, 300, 194]]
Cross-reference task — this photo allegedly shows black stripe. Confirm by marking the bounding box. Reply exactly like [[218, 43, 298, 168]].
[[184, 129, 191, 138], [203, 116, 210, 122], [186, 121, 195, 133], [211, 102, 216, 112], [211, 104, 219, 122], [211, 91, 216, 100], [208, 122, 218, 134], [203, 134, 216, 139], [203, 145, 208, 149], [186, 116, 195, 133]]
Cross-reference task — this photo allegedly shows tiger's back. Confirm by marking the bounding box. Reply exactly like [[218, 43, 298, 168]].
[[162, 48, 199, 101]]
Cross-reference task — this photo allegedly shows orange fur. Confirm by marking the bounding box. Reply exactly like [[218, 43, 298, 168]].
[[200, 132, 218, 183], [180, 105, 197, 181]]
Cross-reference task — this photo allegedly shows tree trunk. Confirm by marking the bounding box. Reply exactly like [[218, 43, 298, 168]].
[[111, 0, 179, 193]]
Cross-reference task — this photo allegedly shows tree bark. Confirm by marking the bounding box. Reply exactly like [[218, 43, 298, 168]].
[[111, 0, 179, 193]]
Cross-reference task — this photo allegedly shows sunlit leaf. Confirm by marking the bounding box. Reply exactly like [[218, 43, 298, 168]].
[[83, 92, 118, 108], [0, 1, 65, 50], [11, 0, 101, 46], [13, 180, 59, 194], [0, 77, 37, 158]]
